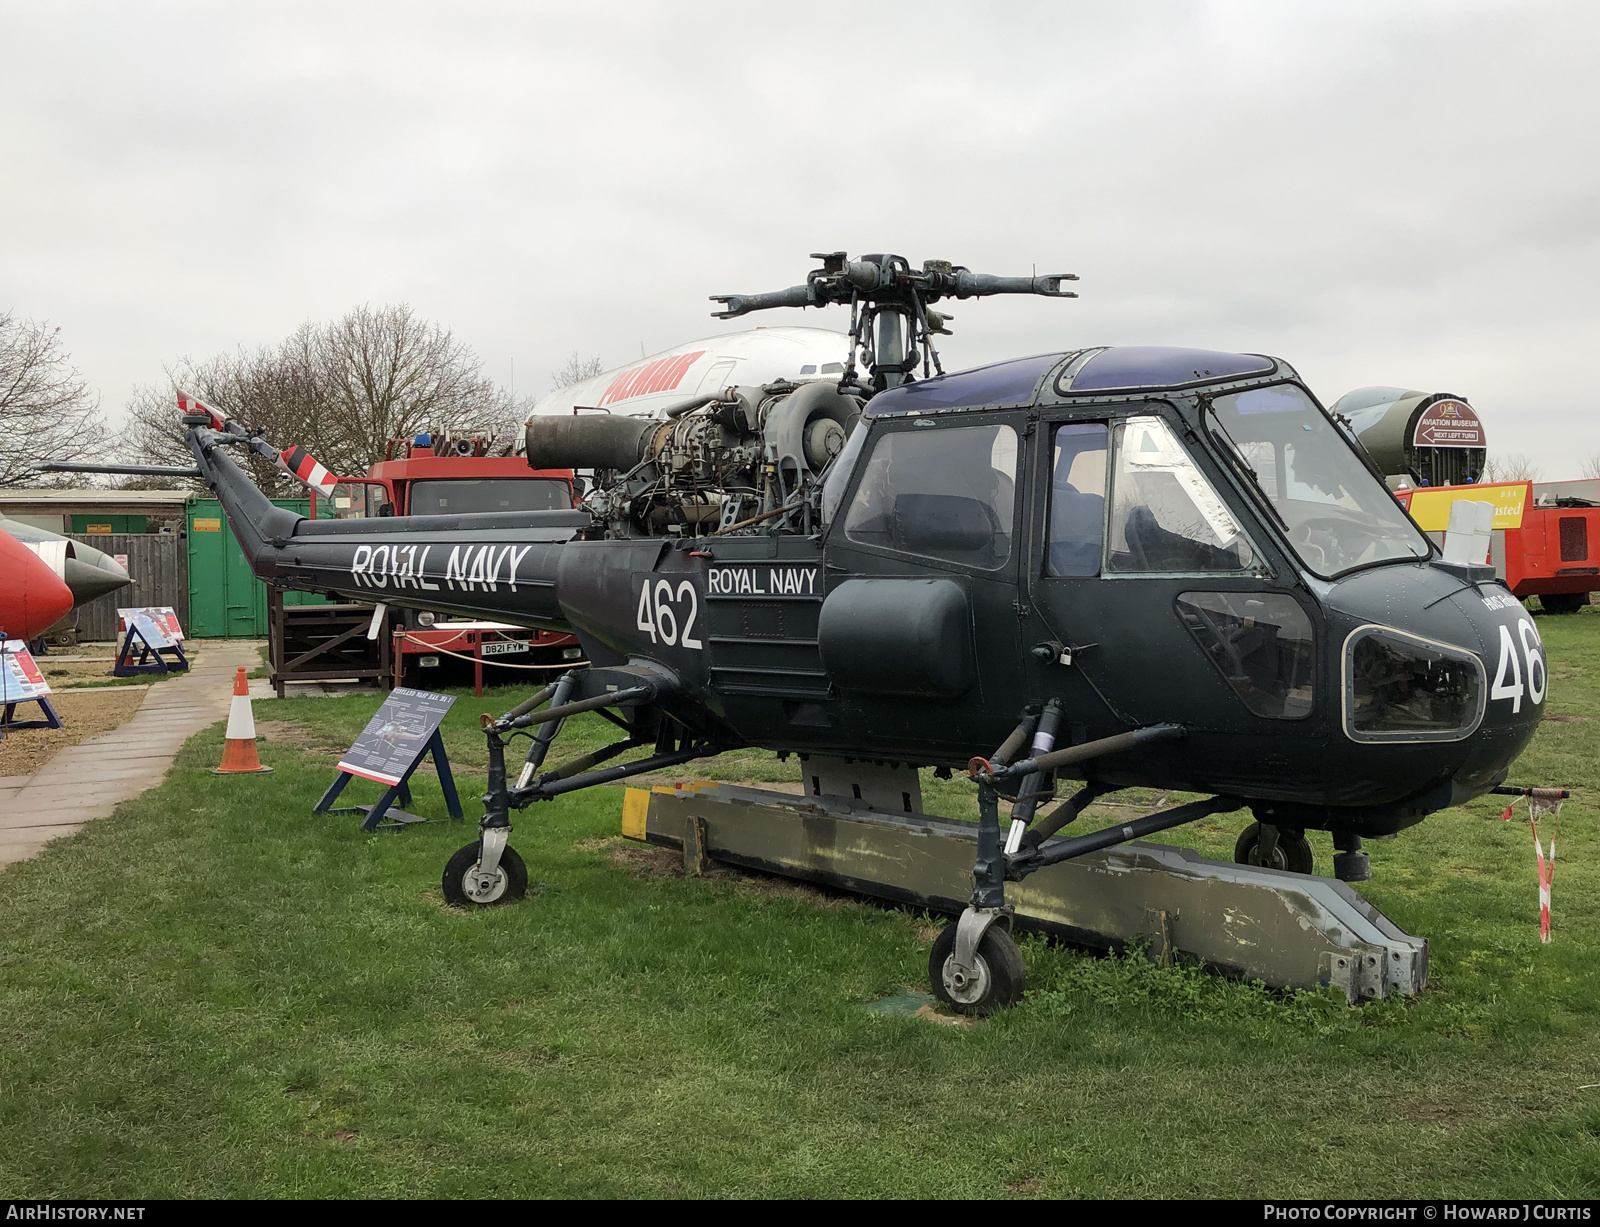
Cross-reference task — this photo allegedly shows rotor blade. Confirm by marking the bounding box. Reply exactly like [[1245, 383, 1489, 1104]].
[[38, 462, 202, 478]]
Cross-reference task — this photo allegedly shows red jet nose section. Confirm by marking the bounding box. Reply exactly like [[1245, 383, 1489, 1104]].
[[0, 529, 74, 640]]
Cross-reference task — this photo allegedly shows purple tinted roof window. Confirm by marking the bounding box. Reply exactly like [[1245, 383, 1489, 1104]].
[[864, 353, 1065, 416], [1068, 347, 1273, 392]]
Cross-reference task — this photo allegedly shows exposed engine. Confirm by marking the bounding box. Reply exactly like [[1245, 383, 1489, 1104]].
[[524, 379, 861, 538]]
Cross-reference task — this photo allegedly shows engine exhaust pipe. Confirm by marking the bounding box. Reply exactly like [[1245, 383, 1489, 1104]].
[[525, 414, 656, 472]]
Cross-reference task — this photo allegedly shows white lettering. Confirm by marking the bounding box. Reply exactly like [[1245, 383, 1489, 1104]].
[[1520, 618, 1547, 705], [445, 546, 468, 590], [1492, 623, 1525, 712], [418, 545, 439, 590], [351, 544, 372, 586], [505, 545, 532, 592], [709, 566, 818, 597]]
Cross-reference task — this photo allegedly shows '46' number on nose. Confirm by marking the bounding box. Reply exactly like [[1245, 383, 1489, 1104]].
[[636, 579, 702, 650], [1492, 617, 1546, 712]]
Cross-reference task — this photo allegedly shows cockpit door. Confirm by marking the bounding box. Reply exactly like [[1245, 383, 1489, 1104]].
[[820, 411, 1029, 753], [1026, 404, 1313, 741]]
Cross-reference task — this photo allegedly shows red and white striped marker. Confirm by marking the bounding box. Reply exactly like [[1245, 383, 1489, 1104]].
[[175, 389, 227, 431], [1503, 796, 1559, 943], [278, 445, 338, 499], [212, 666, 272, 775]]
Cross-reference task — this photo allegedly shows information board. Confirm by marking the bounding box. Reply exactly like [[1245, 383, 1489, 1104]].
[[336, 688, 457, 786], [1, 641, 53, 701], [118, 607, 184, 641], [131, 612, 174, 649]]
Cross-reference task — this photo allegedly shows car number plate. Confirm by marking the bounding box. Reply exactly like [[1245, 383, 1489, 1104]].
[[480, 640, 531, 657]]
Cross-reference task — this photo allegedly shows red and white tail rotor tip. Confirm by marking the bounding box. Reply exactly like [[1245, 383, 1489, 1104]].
[[278, 445, 338, 499], [176, 389, 227, 431]]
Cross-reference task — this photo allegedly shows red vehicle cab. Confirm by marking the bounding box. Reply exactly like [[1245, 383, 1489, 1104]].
[[1395, 479, 1600, 614], [342, 434, 587, 688]]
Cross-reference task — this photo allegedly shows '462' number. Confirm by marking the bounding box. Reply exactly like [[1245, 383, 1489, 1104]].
[[1491, 618, 1546, 713], [636, 579, 702, 650]]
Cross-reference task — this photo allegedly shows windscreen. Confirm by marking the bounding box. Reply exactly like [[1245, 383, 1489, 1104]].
[[1209, 384, 1431, 576], [408, 478, 571, 516]]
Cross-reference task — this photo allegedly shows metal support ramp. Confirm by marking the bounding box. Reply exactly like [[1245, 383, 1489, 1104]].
[[622, 782, 1427, 1004]]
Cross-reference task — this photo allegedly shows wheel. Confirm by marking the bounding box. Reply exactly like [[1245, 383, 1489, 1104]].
[[442, 840, 528, 908], [1538, 592, 1587, 615], [1234, 822, 1314, 874], [928, 922, 1026, 1015]]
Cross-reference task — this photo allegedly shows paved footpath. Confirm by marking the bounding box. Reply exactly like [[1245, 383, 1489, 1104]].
[[0, 642, 262, 871]]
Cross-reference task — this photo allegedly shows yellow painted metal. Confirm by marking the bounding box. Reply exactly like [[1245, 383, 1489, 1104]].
[[621, 788, 650, 840], [1408, 482, 1528, 531]]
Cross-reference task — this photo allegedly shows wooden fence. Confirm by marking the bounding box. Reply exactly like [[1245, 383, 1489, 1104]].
[[71, 533, 188, 641]]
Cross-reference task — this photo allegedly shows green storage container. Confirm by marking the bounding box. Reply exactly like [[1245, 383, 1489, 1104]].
[[186, 499, 327, 637]]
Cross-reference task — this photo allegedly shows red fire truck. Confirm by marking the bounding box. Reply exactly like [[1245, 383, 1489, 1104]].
[[329, 433, 586, 688], [1394, 479, 1600, 613]]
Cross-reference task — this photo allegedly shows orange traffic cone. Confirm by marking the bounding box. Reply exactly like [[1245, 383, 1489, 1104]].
[[212, 666, 272, 774]]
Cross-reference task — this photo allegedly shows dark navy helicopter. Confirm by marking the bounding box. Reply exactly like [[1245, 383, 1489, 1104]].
[[174, 252, 1547, 1013]]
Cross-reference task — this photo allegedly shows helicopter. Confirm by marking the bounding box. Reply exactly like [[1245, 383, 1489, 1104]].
[[173, 251, 1546, 1013]]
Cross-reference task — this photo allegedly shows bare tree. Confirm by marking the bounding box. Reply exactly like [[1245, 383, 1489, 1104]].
[[1483, 453, 1543, 482], [315, 304, 508, 472], [1581, 453, 1600, 482], [0, 312, 104, 487], [125, 304, 517, 483], [550, 351, 606, 391]]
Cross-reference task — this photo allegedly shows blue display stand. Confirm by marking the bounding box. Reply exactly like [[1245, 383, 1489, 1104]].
[[314, 687, 463, 831], [0, 695, 62, 739], [112, 616, 190, 677], [1, 641, 62, 739], [314, 728, 463, 831]]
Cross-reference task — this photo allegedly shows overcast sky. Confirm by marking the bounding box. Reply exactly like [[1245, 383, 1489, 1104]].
[[3, 1, 1597, 474]]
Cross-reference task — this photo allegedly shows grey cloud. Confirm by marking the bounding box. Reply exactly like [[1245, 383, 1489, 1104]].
[[1, 0, 1596, 470]]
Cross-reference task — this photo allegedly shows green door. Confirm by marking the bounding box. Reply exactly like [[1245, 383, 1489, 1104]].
[[187, 499, 326, 637]]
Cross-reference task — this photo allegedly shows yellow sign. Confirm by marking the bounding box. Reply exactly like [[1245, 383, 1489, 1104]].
[[192, 517, 223, 532], [1407, 482, 1528, 531], [85, 523, 113, 534]]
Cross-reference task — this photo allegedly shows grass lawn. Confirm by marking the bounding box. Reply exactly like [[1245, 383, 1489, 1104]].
[[3, 613, 1600, 1198]]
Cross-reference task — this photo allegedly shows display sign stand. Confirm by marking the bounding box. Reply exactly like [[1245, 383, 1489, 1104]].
[[0, 695, 62, 738], [112, 613, 189, 677], [1, 641, 62, 740], [313, 687, 463, 831]]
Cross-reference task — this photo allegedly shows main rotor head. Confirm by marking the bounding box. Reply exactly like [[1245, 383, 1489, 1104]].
[[709, 252, 1078, 391]]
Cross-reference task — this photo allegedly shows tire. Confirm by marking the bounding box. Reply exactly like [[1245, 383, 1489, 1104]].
[[1234, 821, 1314, 874], [1538, 592, 1587, 615], [928, 922, 1026, 1015], [442, 840, 528, 908]]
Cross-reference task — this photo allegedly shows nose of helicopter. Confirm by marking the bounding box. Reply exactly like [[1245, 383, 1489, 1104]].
[[1324, 562, 1545, 799], [1449, 578, 1547, 789]]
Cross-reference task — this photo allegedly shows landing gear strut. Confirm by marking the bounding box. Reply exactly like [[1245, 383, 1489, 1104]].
[[440, 667, 722, 912], [941, 716, 1240, 1012]]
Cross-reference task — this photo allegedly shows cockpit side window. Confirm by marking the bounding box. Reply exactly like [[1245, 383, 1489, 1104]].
[[1107, 415, 1257, 574], [1047, 423, 1108, 576], [842, 422, 1018, 570]]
